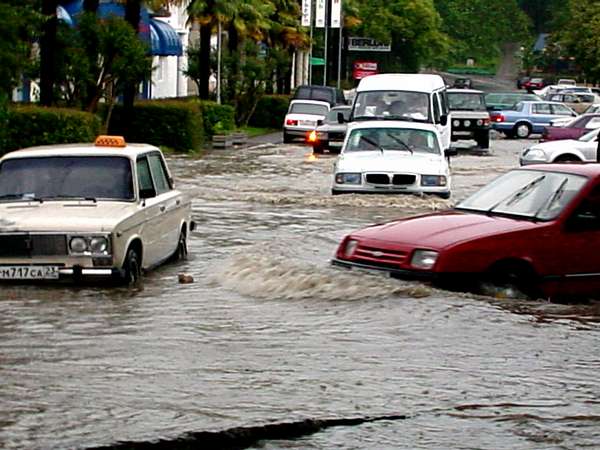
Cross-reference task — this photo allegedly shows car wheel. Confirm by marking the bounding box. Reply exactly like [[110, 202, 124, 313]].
[[553, 154, 581, 163], [283, 132, 293, 144], [172, 228, 188, 261], [475, 131, 490, 149], [313, 144, 324, 154], [514, 123, 531, 139], [123, 248, 141, 285], [480, 262, 540, 300], [437, 191, 451, 199], [331, 189, 344, 196]]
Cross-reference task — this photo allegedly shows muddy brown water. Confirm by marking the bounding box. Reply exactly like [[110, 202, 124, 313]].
[[1, 139, 600, 449]]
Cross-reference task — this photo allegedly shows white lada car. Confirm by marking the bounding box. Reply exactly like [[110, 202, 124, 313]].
[[0, 136, 194, 284], [332, 122, 456, 198]]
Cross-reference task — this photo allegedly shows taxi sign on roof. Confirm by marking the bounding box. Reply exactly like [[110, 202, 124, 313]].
[[95, 135, 126, 148]]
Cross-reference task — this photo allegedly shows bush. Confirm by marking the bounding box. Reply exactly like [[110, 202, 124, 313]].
[[108, 100, 203, 152], [199, 101, 235, 136], [2, 105, 101, 154], [248, 95, 291, 129]]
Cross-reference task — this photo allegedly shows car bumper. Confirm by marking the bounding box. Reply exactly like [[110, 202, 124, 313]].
[[332, 184, 450, 196], [331, 258, 438, 281], [519, 157, 548, 166], [491, 123, 514, 131], [284, 127, 313, 137], [0, 262, 124, 283]]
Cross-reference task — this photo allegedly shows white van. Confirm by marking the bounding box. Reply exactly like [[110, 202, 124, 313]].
[[349, 74, 452, 149]]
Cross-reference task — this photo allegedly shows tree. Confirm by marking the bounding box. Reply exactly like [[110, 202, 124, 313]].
[[40, 0, 59, 105]]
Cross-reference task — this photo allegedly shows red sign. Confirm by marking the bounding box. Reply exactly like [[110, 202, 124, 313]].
[[353, 60, 378, 80]]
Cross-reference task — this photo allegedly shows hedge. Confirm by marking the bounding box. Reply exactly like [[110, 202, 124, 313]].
[[2, 106, 101, 155], [199, 100, 235, 136], [248, 95, 291, 129], [108, 100, 204, 152]]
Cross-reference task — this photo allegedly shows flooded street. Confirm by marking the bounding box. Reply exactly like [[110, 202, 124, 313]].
[[1, 137, 600, 449]]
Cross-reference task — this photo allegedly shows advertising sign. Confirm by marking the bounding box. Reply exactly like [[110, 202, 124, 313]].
[[301, 0, 311, 27], [315, 0, 326, 28], [348, 37, 391, 52], [331, 0, 341, 28], [352, 60, 378, 80]]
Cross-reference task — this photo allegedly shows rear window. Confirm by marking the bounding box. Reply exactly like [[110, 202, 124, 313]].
[[294, 86, 336, 104], [289, 103, 329, 115]]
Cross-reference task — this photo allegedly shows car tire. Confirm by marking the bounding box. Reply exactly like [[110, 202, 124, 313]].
[[513, 123, 532, 139], [283, 132, 293, 144], [481, 262, 540, 300], [553, 154, 581, 163], [331, 189, 344, 196], [313, 144, 325, 154], [123, 248, 141, 285], [475, 131, 490, 149], [171, 228, 188, 262], [437, 192, 451, 199]]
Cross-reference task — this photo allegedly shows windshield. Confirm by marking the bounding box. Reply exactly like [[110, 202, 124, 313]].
[[448, 92, 486, 111], [0, 156, 134, 201], [325, 108, 350, 124], [289, 103, 329, 115], [345, 127, 441, 154], [579, 127, 600, 142], [352, 91, 431, 122], [456, 169, 587, 220]]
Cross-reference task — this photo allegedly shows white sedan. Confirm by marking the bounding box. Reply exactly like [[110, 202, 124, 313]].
[[283, 100, 330, 143], [520, 128, 600, 165], [332, 122, 455, 198], [0, 136, 194, 284]]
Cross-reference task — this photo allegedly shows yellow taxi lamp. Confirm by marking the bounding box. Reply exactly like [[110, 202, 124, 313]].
[[95, 135, 127, 148]]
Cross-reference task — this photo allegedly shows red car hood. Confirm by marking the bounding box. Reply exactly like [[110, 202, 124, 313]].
[[543, 126, 585, 142], [353, 210, 539, 249]]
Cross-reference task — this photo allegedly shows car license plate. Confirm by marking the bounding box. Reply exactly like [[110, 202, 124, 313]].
[[452, 131, 472, 136], [300, 120, 315, 126], [0, 266, 60, 280]]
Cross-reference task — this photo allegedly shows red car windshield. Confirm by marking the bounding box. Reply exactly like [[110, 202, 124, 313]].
[[456, 170, 588, 220]]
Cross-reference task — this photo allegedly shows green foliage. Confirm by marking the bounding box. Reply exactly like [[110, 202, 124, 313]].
[[434, 0, 530, 65], [556, 0, 600, 83], [199, 101, 236, 136], [2, 106, 101, 155], [109, 101, 204, 152], [248, 95, 290, 129]]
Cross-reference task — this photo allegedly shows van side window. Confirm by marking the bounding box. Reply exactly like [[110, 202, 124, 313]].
[[433, 94, 441, 123], [441, 90, 450, 115]]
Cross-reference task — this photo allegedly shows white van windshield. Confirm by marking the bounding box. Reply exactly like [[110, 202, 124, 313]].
[[352, 91, 431, 123]]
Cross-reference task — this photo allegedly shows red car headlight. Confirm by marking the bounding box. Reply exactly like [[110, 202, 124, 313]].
[[411, 250, 439, 270]]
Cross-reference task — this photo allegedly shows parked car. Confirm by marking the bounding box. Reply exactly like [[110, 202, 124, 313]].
[[484, 92, 541, 111], [292, 84, 346, 106], [331, 121, 456, 198], [447, 88, 490, 149], [283, 100, 330, 143], [547, 92, 598, 113], [523, 77, 546, 91], [520, 128, 600, 165], [490, 101, 577, 138], [307, 105, 351, 154], [541, 113, 600, 142], [452, 78, 473, 89], [517, 76, 530, 90], [333, 163, 600, 300], [0, 136, 194, 284], [558, 78, 577, 87]]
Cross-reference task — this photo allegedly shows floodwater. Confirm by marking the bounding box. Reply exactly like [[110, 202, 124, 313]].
[[1, 138, 600, 450]]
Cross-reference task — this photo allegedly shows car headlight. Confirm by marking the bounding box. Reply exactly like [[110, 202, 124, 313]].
[[464, 120, 471, 127], [411, 250, 439, 270], [344, 239, 359, 258], [421, 175, 447, 186], [69, 237, 88, 253], [90, 237, 109, 253], [477, 119, 483, 126], [335, 172, 362, 185], [522, 148, 547, 162]]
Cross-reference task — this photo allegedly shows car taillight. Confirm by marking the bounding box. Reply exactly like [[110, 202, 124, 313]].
[[491, 114, 505, 123], [286, 119, 298, 126], [307, 130, 318, 142], [483, 118, 490, 126]]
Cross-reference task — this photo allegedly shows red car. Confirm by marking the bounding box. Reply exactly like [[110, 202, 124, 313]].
[[541, 113, 600, 142], [523, 77, 545, 91], [333, 164, 600, 300]]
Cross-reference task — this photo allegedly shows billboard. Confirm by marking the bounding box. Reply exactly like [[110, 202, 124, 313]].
[[348, 37, 391, 52], [352, 60, 379, 80]]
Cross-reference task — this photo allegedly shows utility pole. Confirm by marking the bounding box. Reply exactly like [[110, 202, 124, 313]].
[[216, 20, 222, 104], [323, 0, 328, 86]]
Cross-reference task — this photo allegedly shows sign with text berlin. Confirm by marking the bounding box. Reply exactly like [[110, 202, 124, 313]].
[[348, 37, 392, 52]]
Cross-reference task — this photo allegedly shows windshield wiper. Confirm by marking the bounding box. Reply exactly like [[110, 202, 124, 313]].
[[49, 195, 98, 203], [486, 175, 546, 214], [0, 194, 44, 203], [353, 115, 384, 121], [385, 133, 413, 153], [360, 135, 385, 154], [534, 177, 568, 218]]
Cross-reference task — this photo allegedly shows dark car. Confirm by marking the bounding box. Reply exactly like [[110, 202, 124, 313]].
[[332, 163, 600, 301], [292, 85, 347, 107], [307, 106, 351, 154], [541, 113, 600, 142], [453, 78, 473, 89]]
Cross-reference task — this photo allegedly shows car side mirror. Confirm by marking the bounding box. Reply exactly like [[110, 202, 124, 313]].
[[337, 112, 345, 124], [445, 148, 458, 157], [440, 115, 448, 126]]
